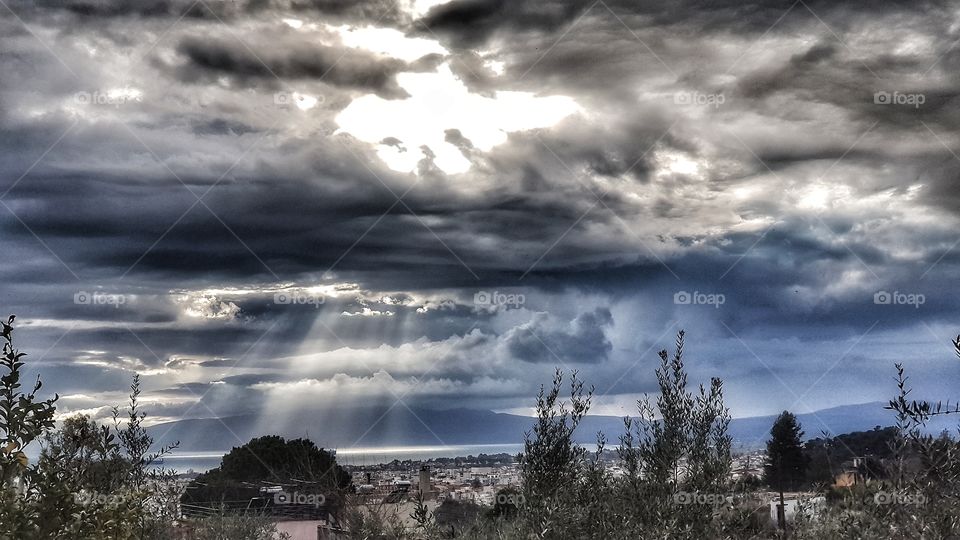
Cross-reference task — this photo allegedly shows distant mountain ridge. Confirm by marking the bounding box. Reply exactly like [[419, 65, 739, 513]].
[[149, 400, 948, 453]]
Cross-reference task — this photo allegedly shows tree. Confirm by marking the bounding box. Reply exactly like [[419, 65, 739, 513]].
[[620, 330, 732, 491], [516, 369, 594, 537], [0, 316, 309, 539], [32, 375, 180, 539], [182, 435, 351, 520], [0, 315, 184, 539], [219, 436, 348, 486], [0, 315, 57, 538], [518, 369, 592, 504], [804, 426, 897, 484], [616, 330, 733, 537], [764, 411, 808, 492], [0, 315, 57, 487]]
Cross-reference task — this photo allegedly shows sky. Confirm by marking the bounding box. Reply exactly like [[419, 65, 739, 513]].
[[1, 0, 959, 440]]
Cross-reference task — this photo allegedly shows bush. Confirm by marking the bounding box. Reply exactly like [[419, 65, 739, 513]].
[[0, 315, 283, 539]]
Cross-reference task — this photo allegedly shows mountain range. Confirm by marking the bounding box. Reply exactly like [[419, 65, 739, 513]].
[[147, 401, 950, 453]]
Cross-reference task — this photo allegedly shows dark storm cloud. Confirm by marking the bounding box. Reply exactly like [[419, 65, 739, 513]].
[[29, 0, 218, 18], [913, 156, 960, 215], [22, 0, 403, 22], [278, 0, 403, 21], [3, 0, 960, 422], [190, 118, 262, 136], [0, 122, 473, 283], [174, 36, 411, 97], [0, 121, 656, 289], [420, 0, 949, 48], [733, 39, 960, 136], [505, 308, 614, 364], [419, 0, 590, 47], [1, 0, 952, 292]]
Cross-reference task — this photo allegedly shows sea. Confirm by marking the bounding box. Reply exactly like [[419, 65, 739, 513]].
[[154, 443, 527, 473]]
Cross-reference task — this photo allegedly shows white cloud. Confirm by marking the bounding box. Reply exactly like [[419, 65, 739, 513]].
[[177, 295, 241, 320], [330, 24, 448, 62], [341, 307, 395, 317], [250, 371, 523, 401]]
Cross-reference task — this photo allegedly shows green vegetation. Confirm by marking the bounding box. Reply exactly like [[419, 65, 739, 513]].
[[0, 316, 289, 539], [181, 435, 351, 518], [804, 426, 897, 485], [345, 330, 960, 540], [0, 315, 178, 539], [2, 317, 960, 539]]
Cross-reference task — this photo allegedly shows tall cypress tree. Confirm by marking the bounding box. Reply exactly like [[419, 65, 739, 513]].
[[764, 411, 808, 492]]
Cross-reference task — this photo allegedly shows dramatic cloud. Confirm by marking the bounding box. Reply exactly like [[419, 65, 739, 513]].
[[174, 35, 412, 97], [504, 308, 614, 364], [2, 0, 959, 441]]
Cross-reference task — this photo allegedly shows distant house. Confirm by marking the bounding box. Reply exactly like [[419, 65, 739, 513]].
[[834, 456, 883, 487], [834, 469, 858, 488]]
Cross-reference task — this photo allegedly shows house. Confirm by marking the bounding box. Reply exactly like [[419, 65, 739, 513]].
[[833, 456, 881, 488]]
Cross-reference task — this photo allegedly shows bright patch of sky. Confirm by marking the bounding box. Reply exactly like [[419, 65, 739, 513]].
[[292, 92, 320, 110], [330, 24, 448, 62], [402, 0, 454, 18], [336, 64, 579, 174]]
